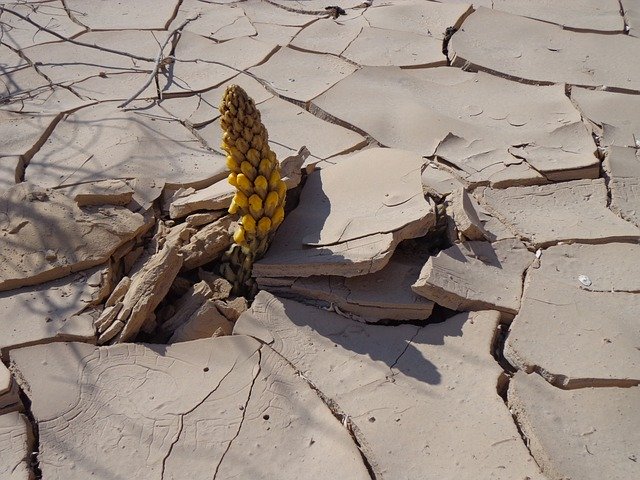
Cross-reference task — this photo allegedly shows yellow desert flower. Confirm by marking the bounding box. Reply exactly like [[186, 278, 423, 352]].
[[219, 84, 286, 294]]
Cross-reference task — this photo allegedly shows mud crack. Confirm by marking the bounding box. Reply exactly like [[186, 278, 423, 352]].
[[212, 349, 261, 480]]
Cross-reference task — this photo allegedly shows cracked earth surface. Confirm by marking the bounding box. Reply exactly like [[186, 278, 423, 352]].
[[0, 1, 639, 479]]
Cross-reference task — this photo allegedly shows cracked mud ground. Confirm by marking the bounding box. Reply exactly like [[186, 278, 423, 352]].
[[0, 1, 639, 479]]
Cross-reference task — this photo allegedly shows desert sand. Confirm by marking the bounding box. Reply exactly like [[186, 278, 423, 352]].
[[1, 1, 639, 479]]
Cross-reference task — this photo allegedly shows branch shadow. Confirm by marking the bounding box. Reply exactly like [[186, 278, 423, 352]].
[[278, 297, 461, 386]]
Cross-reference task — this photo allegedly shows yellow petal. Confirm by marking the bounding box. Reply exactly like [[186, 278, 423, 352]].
[[259, 159, 272, 178], [277, 179, 287, 201], [272, 206, 285, 228], [268, 170, 280, 190], [223, 131, 235, 146], [242, 214, 256, 234], [236, 174, 253, 197], [234, 191, 249, 208], [230, 147, 244, 163], [264, 191, 279, 217], [226, 156, 240, 173], [247, 148, 261, 167], [228, 172, 238, 187], [254, 175, 268, 198], [240, 161, 257, 181], [251, 135, 263, 150], [233, 226, 245, 244], [257, 217, 271, 236], [249, 194, 263, 219], [236, 137, 249, 154]]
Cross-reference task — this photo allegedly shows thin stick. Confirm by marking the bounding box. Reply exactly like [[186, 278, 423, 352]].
[[0, 5, 155, 62], [118, 15, 199, 108]]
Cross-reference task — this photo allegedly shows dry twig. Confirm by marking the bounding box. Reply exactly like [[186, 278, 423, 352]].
[[118, 14, 200, 108], [0, 5, 156, 62]]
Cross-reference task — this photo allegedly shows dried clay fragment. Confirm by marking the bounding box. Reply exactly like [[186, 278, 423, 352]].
[[412, 239, 534, 314], [9, 337, 371, 479], [96, 246, 183, 344], [0, 411, 33, 479], [446, 187, 488, 241], [508, 371, 640, 480], [0, 183, 146, 292], [234, 292, 544, 480]]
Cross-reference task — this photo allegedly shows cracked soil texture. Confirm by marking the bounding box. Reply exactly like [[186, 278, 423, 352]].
[[1, 1, 639, 479]]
